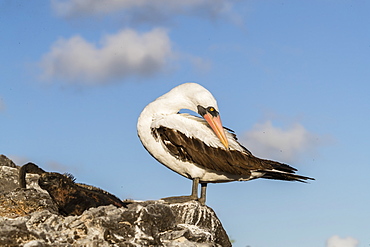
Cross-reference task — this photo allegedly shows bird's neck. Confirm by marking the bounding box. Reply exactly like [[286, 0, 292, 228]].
[[137, 98, 176, 136], [137, 92, 197, 140]]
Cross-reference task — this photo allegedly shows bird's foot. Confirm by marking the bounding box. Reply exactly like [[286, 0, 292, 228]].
[[160, 179, 207, 205], [161, 195, 201, 204]]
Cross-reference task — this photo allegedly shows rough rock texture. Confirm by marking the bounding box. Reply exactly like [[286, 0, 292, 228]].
[[0, 155, 231, 246]]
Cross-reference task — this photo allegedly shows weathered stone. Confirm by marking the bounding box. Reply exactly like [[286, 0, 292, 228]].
[[0, 216, 38, 247], [0, 188, 58, 218], [0, 165, 20, 194], [0, 154, 16, 168], [0, 155, 232, 246], [0, 163, 41, 194]]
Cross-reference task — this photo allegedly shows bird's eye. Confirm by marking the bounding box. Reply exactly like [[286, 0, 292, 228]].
[[206, 107, 218, 117]]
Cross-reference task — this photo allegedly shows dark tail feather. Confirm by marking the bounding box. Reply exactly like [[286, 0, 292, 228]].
[[259, 170, 314, 183], [255, 158, 314, 183], [264, 159, 298, 173]]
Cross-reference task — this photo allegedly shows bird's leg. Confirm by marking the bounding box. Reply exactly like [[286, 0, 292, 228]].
[[190, 177, 199, 199], [160, 178, 200, 204], [199, 183, 207, 205]]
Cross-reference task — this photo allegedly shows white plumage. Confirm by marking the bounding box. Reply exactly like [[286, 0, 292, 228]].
[[137, 82, 313, 204]]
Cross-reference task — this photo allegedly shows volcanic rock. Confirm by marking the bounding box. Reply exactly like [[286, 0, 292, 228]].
[[0, 155, 231, 246]]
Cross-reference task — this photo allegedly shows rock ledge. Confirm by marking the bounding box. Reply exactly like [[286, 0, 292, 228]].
[[0, 155, 231, 246]]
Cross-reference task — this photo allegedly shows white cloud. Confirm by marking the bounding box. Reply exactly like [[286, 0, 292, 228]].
[[241, 120, 327, 163], [326, 235, 359, 247], [39, 28, 174, 84], [51, 0, 234, 22]]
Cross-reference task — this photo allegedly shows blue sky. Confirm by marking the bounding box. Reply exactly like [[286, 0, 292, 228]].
[[1, 1, 370, 246]]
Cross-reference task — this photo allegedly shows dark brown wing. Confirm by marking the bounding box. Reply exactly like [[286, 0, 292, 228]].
[[153, 126, 314, 182]]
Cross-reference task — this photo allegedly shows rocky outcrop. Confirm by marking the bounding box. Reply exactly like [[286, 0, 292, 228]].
[[0, 155, 231, 246]]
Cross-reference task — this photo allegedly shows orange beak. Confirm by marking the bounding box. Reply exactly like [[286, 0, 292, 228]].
[[203, 112, 229, 149]]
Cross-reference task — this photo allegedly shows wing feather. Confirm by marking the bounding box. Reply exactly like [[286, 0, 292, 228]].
[[151, 114, 313, 182], [153, 126, 269, 176]]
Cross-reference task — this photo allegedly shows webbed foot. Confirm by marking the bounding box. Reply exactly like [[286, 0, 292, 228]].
[[160, 195, 198, 204], [160, 178, 208, 205]]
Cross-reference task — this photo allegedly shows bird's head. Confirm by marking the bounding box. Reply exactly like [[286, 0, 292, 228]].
[[171, 83, 229, 149]]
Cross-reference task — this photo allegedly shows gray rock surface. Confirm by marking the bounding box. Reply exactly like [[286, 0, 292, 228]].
[[0, 155, 231, 246]]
